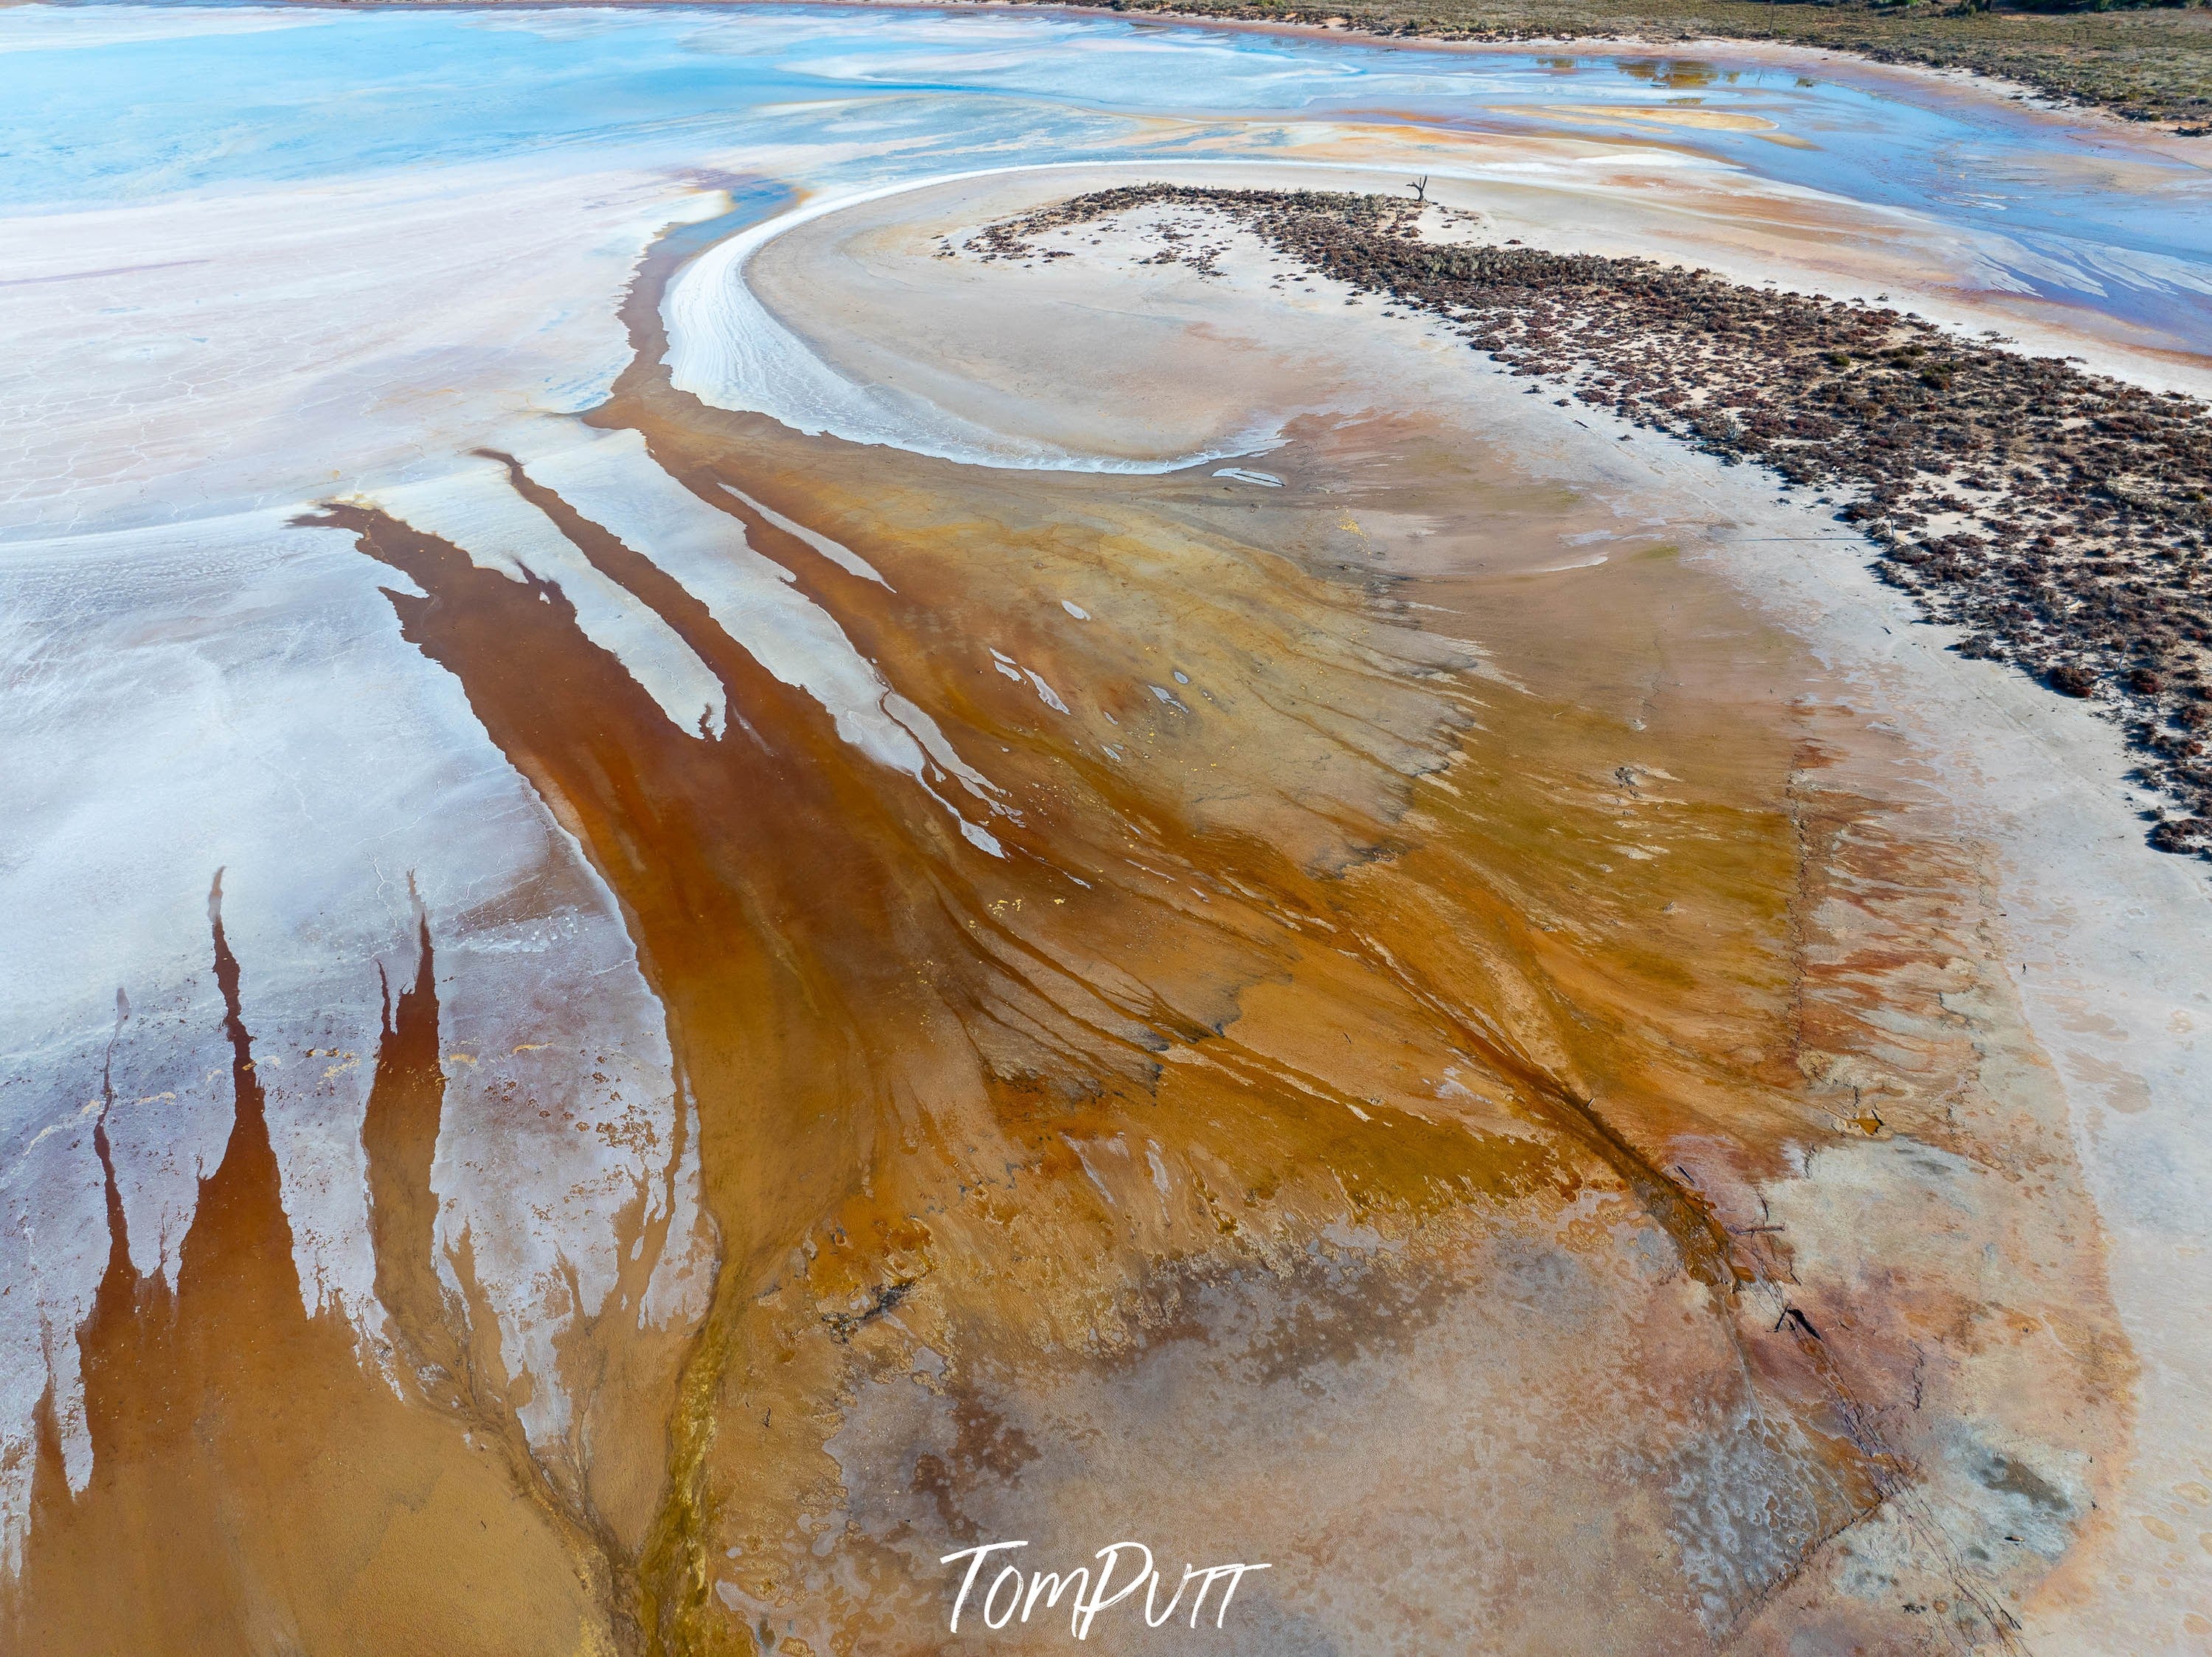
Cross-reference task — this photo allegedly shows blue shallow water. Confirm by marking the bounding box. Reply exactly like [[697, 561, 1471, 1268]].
[[3, 2, 2209, 340]]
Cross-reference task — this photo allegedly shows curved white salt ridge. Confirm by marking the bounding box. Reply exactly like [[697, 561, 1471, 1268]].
[[719, 482, 891, 588], [664, 163, 1294, 476], [361, 460, 729, 736], [515, 427, 1008, 854]]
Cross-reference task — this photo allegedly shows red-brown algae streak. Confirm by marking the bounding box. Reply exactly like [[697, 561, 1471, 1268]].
[[9, 876, 621, 1656], [361, 882, 451, 1377]]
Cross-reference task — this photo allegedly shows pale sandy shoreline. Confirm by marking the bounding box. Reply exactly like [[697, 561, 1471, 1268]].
[[1698, 454, 2212, 1657]]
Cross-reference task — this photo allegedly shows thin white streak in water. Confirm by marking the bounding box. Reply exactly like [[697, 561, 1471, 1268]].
[[720, 482, 892, 588], [361, 459, 729, 736], [517, 426, 1008, 853]]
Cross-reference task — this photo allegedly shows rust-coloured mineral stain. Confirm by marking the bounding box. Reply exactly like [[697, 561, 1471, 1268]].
[[7, 217, 2132, 1657], [325, 410, 1862, 1651]]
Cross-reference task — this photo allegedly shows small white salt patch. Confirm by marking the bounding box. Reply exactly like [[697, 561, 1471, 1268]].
[[1024, 669, 1069, 714], [1061, 599, 1089, 620]]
